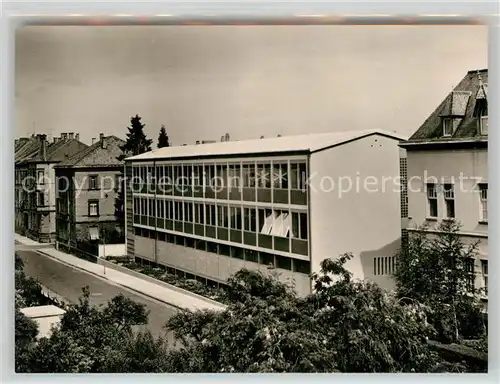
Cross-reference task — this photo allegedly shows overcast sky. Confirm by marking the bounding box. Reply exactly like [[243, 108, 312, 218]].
[[15, 25, 487, 146]]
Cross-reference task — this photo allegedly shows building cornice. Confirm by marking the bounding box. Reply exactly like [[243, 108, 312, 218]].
[[406, 227, 488, 239], [399, 139, 487, 151]]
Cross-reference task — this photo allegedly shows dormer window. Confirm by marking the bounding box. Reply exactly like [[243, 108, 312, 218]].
[[443, 118, 453, 137], [479, 113, 488, 135], [473, 83, 488, 136]]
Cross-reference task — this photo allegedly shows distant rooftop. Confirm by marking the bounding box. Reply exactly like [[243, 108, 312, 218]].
[[56, 135, 125, 168], [20, 305, 66, 319], [126, 129, 407, 162]]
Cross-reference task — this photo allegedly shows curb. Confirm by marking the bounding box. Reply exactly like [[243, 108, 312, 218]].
[[34, 249, 201, 312]]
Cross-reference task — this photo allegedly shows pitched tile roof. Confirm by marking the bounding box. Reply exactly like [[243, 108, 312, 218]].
[[56, 135, 126, 168], [15, 137, 43, 163], [126, 129, 407, 162], [27, 138, 88, 163], [406, 69, 488, 144]]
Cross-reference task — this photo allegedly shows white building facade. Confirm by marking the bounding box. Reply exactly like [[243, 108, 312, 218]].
[[125, 129, 405, 296], [400, 69, 488, 299]]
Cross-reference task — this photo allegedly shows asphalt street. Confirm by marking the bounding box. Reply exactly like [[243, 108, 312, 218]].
[[17, 249, 179, 344]]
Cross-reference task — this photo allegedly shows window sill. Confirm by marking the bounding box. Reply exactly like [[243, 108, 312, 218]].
[[425, 217, 438, 222], [478, 220, 488, 225], [442, 217, 456, 222]]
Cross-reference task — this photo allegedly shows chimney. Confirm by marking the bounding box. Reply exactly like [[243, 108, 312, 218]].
[[260, 136, 265, 139], [221, 135, 225, 142], [182, 144, 187, 146], [92, 137, 96, 145], [40, 134, 47, 161], [68, 132, 74, 140], [225, 133, 230, 142], [75, 133, 80, 141], [195, 140, 200, 145], [61, 133, 68, 140], [99, 133, 104, 141], [53, 137, 58, 143]]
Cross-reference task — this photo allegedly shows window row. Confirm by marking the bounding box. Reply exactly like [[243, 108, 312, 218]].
[[426, 183, 488, 222], [132, 161, 308, 190], [373, 256, 396, 276], [133, 198, 308, 240], [134, 227, 311, 274]]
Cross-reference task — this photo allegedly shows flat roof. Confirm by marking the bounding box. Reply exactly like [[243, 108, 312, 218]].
[[20, 305, 66, 318], [126, 129, 407, 162]]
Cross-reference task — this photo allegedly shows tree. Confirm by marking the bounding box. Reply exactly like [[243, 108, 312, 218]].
[[157, 125, 170, 149], [165, 269, 336, 373], [306, 253, 444, 372], [15, 253, 50, 309], [394, 220, 486, 343], [118, 115, 153, 160], [164, 264, 452, 373], [15, 308, 38, 372], [115, 115, 153, 221], [19, 287, 157, 373]]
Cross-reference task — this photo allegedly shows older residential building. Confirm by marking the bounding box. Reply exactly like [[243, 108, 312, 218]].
[[124, 129, 405, 296], [399, 69, 488, 298], [15, 133, 88, 243], [55, 134, 126, 251]]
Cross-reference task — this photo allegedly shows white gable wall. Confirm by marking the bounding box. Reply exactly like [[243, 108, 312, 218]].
[[308, 134, 402, 290]]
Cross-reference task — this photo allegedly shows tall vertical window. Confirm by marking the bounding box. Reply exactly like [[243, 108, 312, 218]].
[[481, 260, 488, 295], [174, 201, 183, 221], [88, 200, 99, 217], [242, 163, 256, 187], [443, 184, 455, 218], [479, 183, 488, 222], [193, 165, 202, 187], [89, 175, 98, 190], [290, 162, 307, 190], [217, 204, 228, 228], [206, 204, 216, 226], [216, 164, 227, 188], [426, 183, 438, 218], [291, 212, 308, 239], [194, 203, 205, 224], [475, 91, 488, 135], [229, 206, 242, 229], [148, 198, 156, 217], [465, 259, 476, 293], [204, 165, 215, 188], [37, 170, 45, 185], [166, 200, 173, 219], [37, 191, 46, 207], [244, 207, 257, 232], [184, 202, 193, 222], [133, 197, 139, 215], [257, 163, 272, 188], [272, 163, 288, 189], [442, 118, 453, 137], [228, 164, 241, 188], [157, 199, 165, 218]]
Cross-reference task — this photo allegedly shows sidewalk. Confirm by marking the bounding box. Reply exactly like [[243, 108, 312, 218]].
[[15, 234, 227, 312]]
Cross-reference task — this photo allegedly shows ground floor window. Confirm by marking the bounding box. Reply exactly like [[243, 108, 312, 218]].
[[133, 226, 310, 275]]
